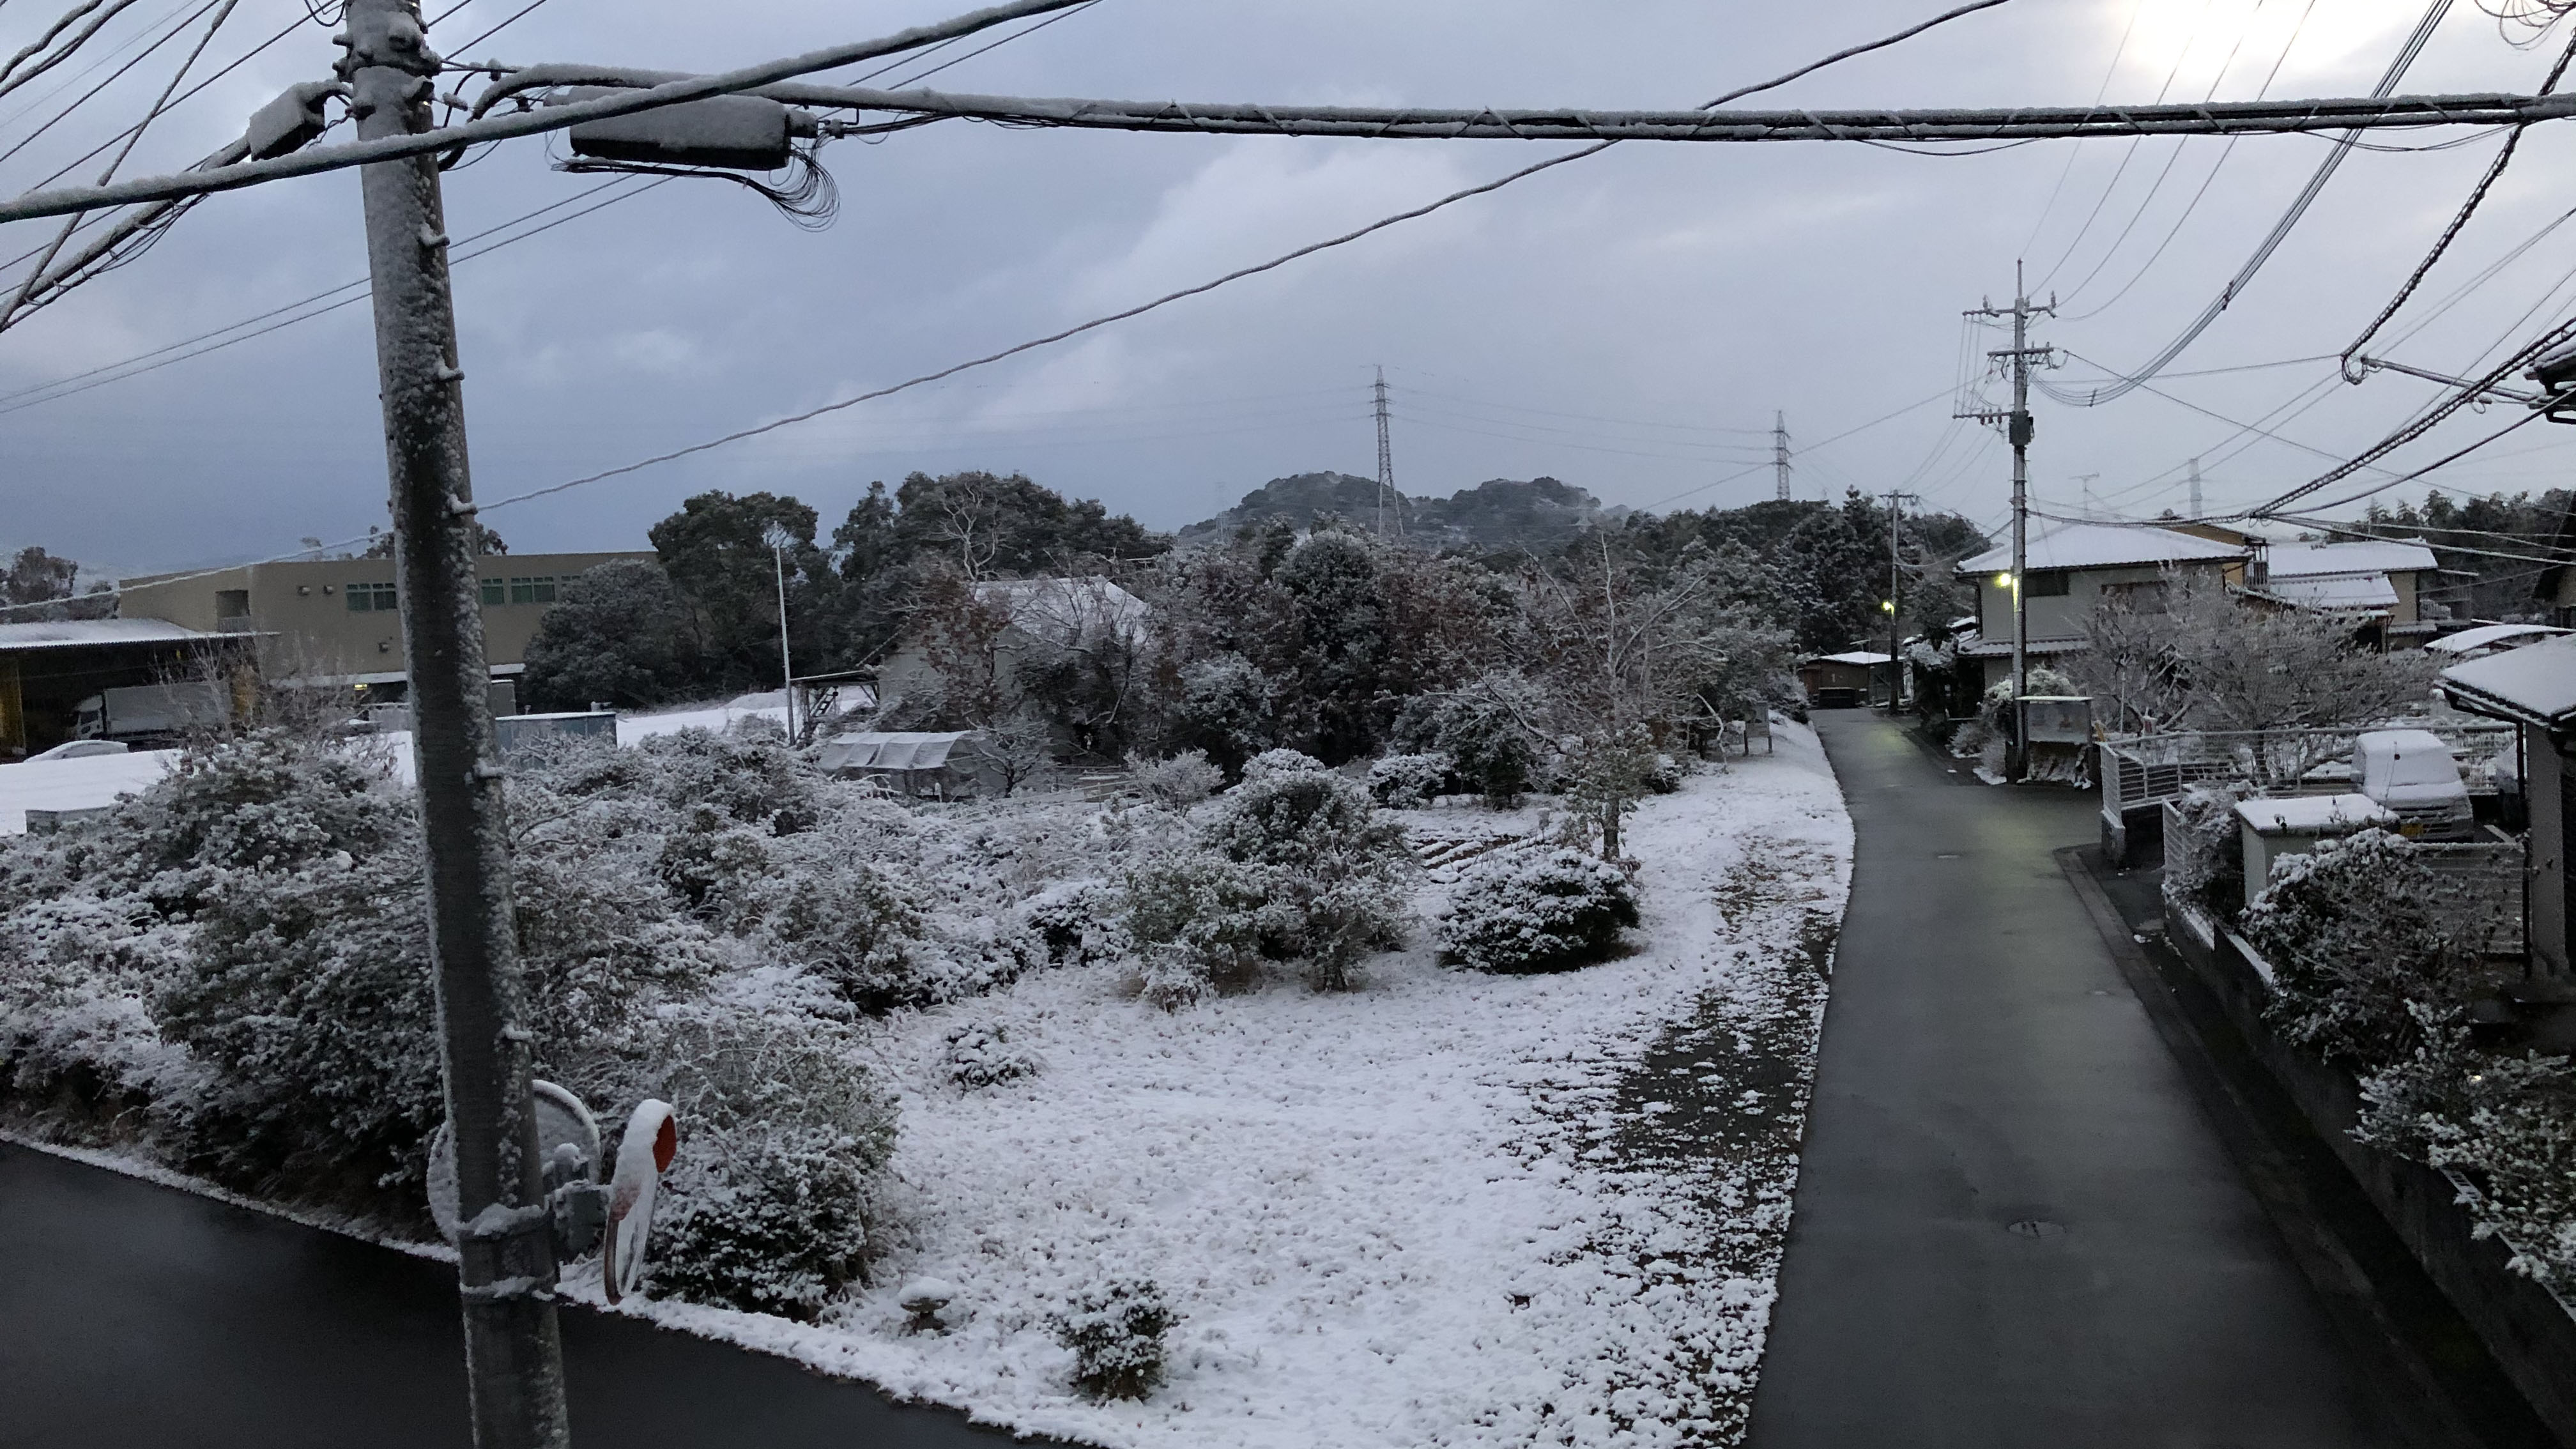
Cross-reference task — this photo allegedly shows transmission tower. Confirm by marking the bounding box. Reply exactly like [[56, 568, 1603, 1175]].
[[1773, 411, 1791, 502], [1374, 365, 1400, 535]]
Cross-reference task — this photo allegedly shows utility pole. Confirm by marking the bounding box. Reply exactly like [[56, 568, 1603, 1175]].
[[2188, 456, 2204, 518], [772, 540, 797, 744], [345, 1, 568, 1444], [1773, 410, 1791, 502], [1883, 490, 1919, 712], [1963, 265, 2055, 782], [1373, 365, 1399, 536]]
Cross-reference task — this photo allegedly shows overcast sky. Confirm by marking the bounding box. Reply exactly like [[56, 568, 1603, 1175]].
[[6, 0, 2576, 578]]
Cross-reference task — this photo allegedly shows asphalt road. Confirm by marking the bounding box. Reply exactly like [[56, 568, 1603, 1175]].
[[1745, 712, 2409, 1449], [0, 1143, 1046, 1449]]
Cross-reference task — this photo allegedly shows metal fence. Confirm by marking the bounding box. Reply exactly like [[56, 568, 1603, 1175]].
[[2102, 722, 2517, 824], [2166, 795, 2526, 956]]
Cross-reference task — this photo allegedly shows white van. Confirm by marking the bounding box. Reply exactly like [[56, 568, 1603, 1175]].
[[2354, 729, 2474, 840]]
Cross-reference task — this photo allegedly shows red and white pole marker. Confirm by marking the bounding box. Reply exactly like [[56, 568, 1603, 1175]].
[[602, 1100, 677, 1303]]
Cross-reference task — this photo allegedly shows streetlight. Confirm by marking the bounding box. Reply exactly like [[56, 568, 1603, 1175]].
[[763, 525, 797, 743]]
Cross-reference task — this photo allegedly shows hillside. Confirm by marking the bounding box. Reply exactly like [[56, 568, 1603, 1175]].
[[1181, 473, 1620, 553]]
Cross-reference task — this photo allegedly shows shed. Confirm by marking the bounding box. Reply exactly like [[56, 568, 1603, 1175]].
[[0, 618, 247, 759], [2235, 793, 2394, 896], [1799, 651, 1892, 709], [815, 730, 998, 797]]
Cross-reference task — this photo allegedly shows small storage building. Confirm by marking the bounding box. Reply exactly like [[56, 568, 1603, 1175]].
[[1799, 651, 1892, 709], [815, 730, 1000, 797]]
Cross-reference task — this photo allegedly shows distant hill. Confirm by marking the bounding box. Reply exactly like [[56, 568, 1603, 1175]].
[[1180, 473, 1620, 553]]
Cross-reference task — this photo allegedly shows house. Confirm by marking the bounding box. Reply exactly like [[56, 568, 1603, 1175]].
[[1798, 651, 1891, 709], [2247, 539, 2446, 646], [1950, 523, 2251, 695], [874, 576, 1148, 729], [2439, 634, 2576, 983], [115, 551, 651, 697], [2426, 622, 2572, 662]]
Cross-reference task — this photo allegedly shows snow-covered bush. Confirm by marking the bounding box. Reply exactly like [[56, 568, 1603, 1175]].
[[942, 1019, 1041, 1089], [1392, 673, 1544, 807], [1124, 751, 1409, 997], [763, 861, 925, 1011], [2160, 781, 2250, 918], [0, 893, 201, 1124], [632, 1003, 899, 1321], [2242, 829, 2503, 1067], [1368, 752, 1452, 809], [1646, 753, 1686, 795], [1021, 880, 1128, 967], [1055, 1277, 1174, 1401], [1130, 749, 1222, 808], [2359, 1015, 2576, 1291], [1439, 848, 1640, 974]]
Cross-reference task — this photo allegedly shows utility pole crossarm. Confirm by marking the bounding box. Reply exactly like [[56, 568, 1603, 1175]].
[[6, 80, 2574, 226]]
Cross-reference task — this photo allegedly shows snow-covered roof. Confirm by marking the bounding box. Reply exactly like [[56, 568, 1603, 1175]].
[[0, 747, 176, 834], [0, 618, 227, 652], [2439, 631, 2576, 727], [1954, 634, 2089, 659], [817, 730, 976, 773], [1806, 650, 1892, 667], [977, 577, 1149, 641], [2235, 793, 2392, 834], [2253, 572, 2399, 612], [2264, 540, 2439, 578], [1957, 522, 2247, 576], [2425, 622, 2570, 657]]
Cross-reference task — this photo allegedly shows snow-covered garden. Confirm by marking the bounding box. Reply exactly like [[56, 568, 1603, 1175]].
[[0, 711, 1848, 1448]]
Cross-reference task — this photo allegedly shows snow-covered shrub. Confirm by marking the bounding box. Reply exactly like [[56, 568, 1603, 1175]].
[[1439, 848, 1639, 974], [1646, 753, 1686, 794], [1022, 880, 1127, 967], [942, 1019, 1041, 1089], [0, 894, 202, 1123], [1055, 1277, 1174, 1401], [2359, 1016, 2576, 1291], [632, 1003, 898, 1321], [2160, 781, 2250, 918], [1368, 752, 1452, 809], [153, 843, 446, 1198], [2242, 829, 2503, 1068], [763, 862, 924, 1011], [1129, 751, 1410, 992], [1392, 673, 1544, 807], [1130, 749, 1222, 808]]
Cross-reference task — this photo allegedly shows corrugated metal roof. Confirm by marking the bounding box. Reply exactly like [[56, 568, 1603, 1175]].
[[2441, 632, 2576, 727], [0, 618, 229, 652], [1958, 523, 2247, 575], [816, 731, 976, 773], [2425, 623, 2570, 657]]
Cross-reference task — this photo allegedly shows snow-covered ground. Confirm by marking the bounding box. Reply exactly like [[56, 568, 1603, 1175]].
[[584, 724, 1853, 1449]]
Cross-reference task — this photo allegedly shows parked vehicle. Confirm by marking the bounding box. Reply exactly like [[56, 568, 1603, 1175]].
[[2354, 728, 2474, 840], [70, 682, 228, 744]]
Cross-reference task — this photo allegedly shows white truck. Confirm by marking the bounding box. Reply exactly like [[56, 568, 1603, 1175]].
[[71, 681, 230, 744], [2354, 729, 2475, 841]]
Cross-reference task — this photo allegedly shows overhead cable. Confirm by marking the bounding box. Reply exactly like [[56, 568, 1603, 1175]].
[[2038, 0, 2454, 408]]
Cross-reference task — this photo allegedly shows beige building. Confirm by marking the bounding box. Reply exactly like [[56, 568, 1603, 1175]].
[[1951, 523, 2252, 695], [118, 552, 651, 686]]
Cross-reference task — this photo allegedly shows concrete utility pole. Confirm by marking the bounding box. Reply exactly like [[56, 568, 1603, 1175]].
[[1773, 411, 1791, 502], [344, 0, 568, 1443], [1373, 365, 1399, 536], [773, 542, 797, 743], [1884, 490, 1918, 711], [1963, 266, 2055, 781]]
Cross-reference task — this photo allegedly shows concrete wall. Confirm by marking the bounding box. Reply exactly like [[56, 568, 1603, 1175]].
[[119, 553, 649, 680]]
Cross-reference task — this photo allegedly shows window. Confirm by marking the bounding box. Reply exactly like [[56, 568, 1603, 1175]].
[[2023, 571, 2070, 597], [480, 579, 505, 607], [346, 581, 398, 613], [215, 589, 249, 620], [509, 576, 557, 604]]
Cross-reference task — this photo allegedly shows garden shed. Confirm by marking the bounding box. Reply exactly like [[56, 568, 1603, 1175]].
[[815, 730, 1000, 797]]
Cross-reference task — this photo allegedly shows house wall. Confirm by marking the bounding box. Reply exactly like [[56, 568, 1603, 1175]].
[[119, 553, 648, 679], [2535, 728, 2571, 979], [1975, 560, 2233, 643]]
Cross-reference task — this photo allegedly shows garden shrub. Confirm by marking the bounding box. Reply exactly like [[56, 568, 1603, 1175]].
[[1368, 752, 1452, 809], [1130, 749, 1222, 808], [1022, 880, 1127, 967], [1392, 673, 1544, 807], [2159, 781, 2250, 919], [1055, 1277, 1174, 1400], [2241, 829, 2503, 1068], [1439, 848, 1639, 974], [2359, 1014, 2576, 1292], [942, 1019, 1041, 1089]]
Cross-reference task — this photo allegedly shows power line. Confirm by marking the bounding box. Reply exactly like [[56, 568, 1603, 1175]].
[[461, 1, 2025, 521]]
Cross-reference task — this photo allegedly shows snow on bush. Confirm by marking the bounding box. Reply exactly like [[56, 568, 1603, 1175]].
[[1130, 749, 1222, 808], [1367, 752, 1452, 808], [1021, 880, 1128, 967], [1054, 1277, 1175, 1401], [1124, 751, 1409, 998], [2241, 829, 2504, 1067], [1438, 847, 1639, 975], [942, 1019, 1041, 1089], [2159, 780, 2249, 919], [1391, 673, 1547, 807], [2358, 1013, 2576, 1291]]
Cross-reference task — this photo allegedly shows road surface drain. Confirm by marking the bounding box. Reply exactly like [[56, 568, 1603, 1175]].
[[2007, 1219, 2067, 1238]]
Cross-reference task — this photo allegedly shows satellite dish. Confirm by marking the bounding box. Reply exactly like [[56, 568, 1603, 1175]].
[[602, 1099, 677, 1303], [427, 1080, 603, 1242]]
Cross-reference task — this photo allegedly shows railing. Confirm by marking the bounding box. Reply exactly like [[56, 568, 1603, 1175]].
[[2101, 721, 2517, 822]]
